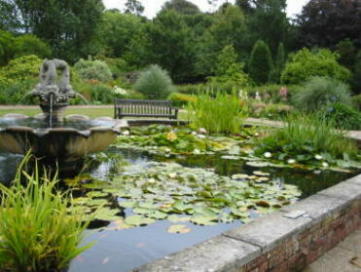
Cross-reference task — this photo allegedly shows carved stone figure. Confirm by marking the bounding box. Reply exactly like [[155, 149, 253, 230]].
[[31, 59, 76, 104]]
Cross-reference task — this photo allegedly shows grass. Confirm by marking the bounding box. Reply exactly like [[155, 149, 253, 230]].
[[257, 114, 357, 160], [0, 156, 92, 272], [186, 92, 246, 135]]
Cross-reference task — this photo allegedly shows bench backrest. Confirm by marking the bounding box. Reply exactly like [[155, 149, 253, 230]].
[[114, 99, 178, 119]]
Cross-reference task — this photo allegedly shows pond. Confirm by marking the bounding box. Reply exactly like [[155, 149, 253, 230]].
[[0, 135, 357, 272], [65, 147, 353, 272]]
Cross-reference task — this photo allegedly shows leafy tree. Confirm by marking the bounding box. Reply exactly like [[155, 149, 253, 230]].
[[0, 0, 104, 61], [248, 40, 273, 84], [281, 48, 351, 85], [0, 0, 21, 31], [196, 5, 247, 76], [124, 0, 144, 16], [99, 10, 145, 59], [0, 30, 14, 66], [134, 65, 175, 99], [162, 0, 200, 15], [14, 35, 51, 58], [336, 39, 357, 70], [270, 42, 285, 82], [297, 0, 361, 49], [146, 10, 194, 83]]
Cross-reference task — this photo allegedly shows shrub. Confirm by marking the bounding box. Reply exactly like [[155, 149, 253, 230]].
[[248, 40, 273, 85], [322, 103, 361, 130], [0, 30, 15, 66], [14, 34, 52, 59], [168, 92, 197, 107], [0, 79, 38, 104], [0, 55, 42, 84], [74, 80, 114, 104], [257, 115, 357, 162], [0, 159, 92, 272], [245, 84, 300, 103], [187, 92, 246, 135], [250, 102, 293, 120], [74, 59, 112, 82], [281, 48, 351, 85], [352, 94, 361, 110], [102, 57, 130, 78], [134, 65, 175, 99], [292, 77, 352, 112]]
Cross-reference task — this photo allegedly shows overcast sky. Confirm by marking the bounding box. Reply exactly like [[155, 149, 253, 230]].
[[103, 0, 310, 18]]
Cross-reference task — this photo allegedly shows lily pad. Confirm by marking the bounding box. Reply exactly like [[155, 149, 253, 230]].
[[167, 224, 191, 234]]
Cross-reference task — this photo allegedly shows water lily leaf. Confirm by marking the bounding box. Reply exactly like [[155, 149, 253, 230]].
[[87, 199, 108, 207], [118, 201, 136, 208], [253, 171, 270, 177], [221, 155, 240, 160], [94, 208, 120, 221], [190, 215, 217, 226], [125, 215, 155, 226], [148, 211, 168, 220], [168, 224, 191, 234], [107, 219, 132, 231], [255, 200, 271, 208], [86, 191, 108, 198], [232, 174, 249, 180]]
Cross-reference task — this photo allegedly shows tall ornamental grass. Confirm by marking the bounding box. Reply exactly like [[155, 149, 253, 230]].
[[187, 92, 246, 135], [258, 115, 357, 159], [0, 158, 92, 272]]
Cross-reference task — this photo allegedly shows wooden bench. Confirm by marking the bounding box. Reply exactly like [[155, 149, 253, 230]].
[[114, 99, 178, 120]]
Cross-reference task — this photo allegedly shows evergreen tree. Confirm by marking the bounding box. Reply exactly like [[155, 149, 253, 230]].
[[352, 51, 361, 94], [248, 40, 273, 84], [270, 42, 285, 82]]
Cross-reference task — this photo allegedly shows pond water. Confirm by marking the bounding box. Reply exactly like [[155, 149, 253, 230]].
[[0, 148, 355, 272], [68, 148, 353, 272]]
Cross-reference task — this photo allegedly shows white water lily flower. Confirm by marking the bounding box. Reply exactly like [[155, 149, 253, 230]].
[[193, 149, 201, 154], [122, 130, 130, 136], [164, 148, 171, 153], [287, 159, 296, 164], [322, 162, 329, 168], [315, 154, 323, 160], [263, 152, 272, 158], [197, 134, 206, 139]]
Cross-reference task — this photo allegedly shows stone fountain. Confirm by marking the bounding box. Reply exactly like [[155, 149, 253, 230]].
[[0, 59, 126, 167]]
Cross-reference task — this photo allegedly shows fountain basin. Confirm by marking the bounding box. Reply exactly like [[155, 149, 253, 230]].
[[0, 114, 127, 162]]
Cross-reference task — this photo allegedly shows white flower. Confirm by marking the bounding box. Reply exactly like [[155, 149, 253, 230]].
[[164, 148, 171, 153], [197, 134, 206, 139], [113, 86, 128, 95], [193, 149, 201, 154], [315, 154, 323, 160], [263, 152, 272, 158], [287, 159, 296, 164], [322, 162, 329, 168], [122, 130, 130, 136]]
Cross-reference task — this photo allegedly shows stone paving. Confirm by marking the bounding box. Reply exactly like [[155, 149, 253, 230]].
[[304, 229, 361, 272]]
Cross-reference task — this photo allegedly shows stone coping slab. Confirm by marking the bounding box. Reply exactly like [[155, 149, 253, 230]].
[[133, 173, 361, 272]]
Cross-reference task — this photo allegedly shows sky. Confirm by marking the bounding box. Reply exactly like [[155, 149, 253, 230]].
[[103, 0, 310, 18]]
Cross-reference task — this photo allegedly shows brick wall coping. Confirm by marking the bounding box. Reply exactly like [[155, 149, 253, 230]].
[[133, 173, 361, 272]]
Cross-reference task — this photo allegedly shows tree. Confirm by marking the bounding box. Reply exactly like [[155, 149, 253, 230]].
[[281, 48, 351, 85], [336, 39, 357, 70], [297, 0, 361, 49], [248, 40, 273, 84], [0, 30, 14, 66], [99, 10, 145, 59], [124, 0, 144, 16], [195, 5, 247, 76], [146, 10, 195, 83], [269, 42, 285, 82], [162, 0, 201, 15], [14, 35, 51, 58], [0, 0, 104, 62], [352, 51, 361, 93]]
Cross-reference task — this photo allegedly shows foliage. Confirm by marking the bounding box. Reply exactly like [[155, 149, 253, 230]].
[[322, 103, 361, 130], [352, 50, 361, 93], [248, 40, 273, 85], [0, 55, 42, 84], [270, 42, 285, 83], [168, 92, 197, 107], [74, 59, 112, 82], [250, 102, 292, 120], [292, 77, 352, 112], [352, 94, 361, 110], [187, 92, 246, 135], [0, 159, 92, 272], [161, 0, 201, 15], [297, 0, 361, 49], [281, 49, 352, 85], [0, 30, 15, 66], [145, 10, 194, 83], [73, 81, 114, 104], [124, 0, 144, 15], [134, 65, 175, 99], [101, 57, 130, 78], [336, 39, 357, 70], [99, 10, 145, 61], [0, 79, 37, 105], [245, 84, 299, 103], [257, 115, 357, 163], [14, 34, 51, 59]]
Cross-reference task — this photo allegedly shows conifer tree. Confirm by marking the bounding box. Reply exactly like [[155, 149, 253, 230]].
[[248, 40, 273, 84]]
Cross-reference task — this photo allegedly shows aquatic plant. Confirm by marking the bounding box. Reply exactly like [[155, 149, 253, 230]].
[[187, 91, 246, 135], [257, 114, 358, 165], [0, 158, 92, 272]]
